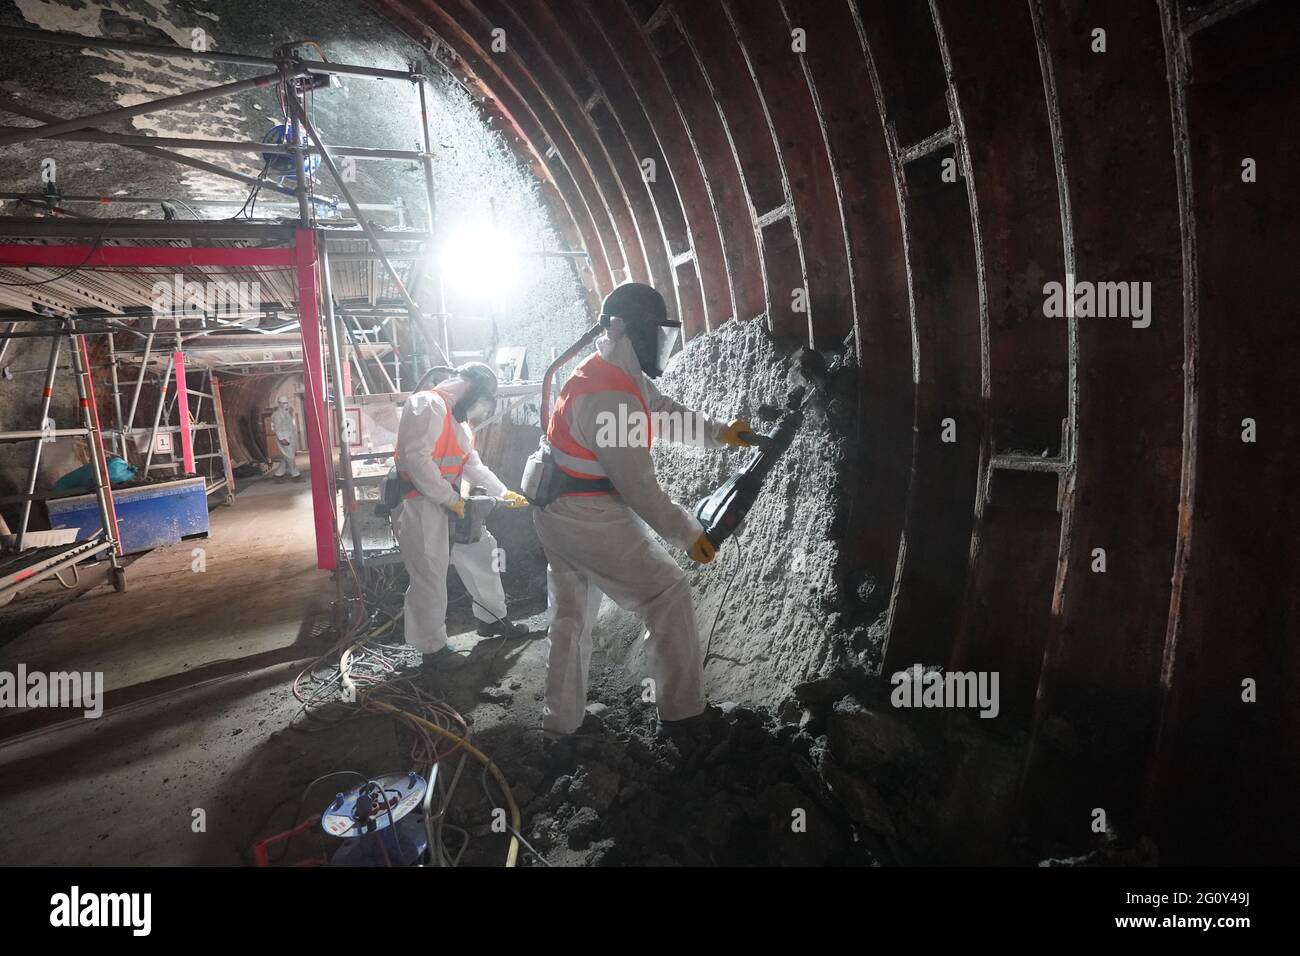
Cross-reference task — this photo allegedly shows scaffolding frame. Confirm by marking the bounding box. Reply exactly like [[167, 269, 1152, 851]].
[[0, 320, 124, 605], [128, 361, 237, 505], [1, 24, 458, 586], [0, 232, 339, 570]]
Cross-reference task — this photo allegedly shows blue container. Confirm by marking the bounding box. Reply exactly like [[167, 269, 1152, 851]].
[[48, 477, 210, 555]]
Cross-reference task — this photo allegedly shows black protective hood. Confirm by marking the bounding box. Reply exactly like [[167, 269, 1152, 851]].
[[598, 282, 680, 378]]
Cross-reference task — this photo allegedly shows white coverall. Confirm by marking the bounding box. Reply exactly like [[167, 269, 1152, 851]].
[[270, 403, 301, 478], [533, 333, 725, 734], [392, 386, 511, 654]]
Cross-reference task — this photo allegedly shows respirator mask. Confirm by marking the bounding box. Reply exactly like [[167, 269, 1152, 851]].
[[445, 362, 499, 426]]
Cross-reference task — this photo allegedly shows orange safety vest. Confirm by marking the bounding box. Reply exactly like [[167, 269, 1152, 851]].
[[395, 389, 473, 499], [547, 352, 649, 496]]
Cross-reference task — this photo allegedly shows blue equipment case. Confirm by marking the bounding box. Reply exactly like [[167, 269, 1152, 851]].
[[48, 476, 210, 555]]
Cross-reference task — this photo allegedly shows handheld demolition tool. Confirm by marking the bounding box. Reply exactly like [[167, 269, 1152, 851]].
[[450, 493, 500, 545], [378, 472, 505, 543], [694, 404, 803, 549]]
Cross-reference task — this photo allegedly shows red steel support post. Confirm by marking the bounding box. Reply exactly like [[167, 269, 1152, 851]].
[[173, 349, 195, 474], [295, 229, 338, 571]]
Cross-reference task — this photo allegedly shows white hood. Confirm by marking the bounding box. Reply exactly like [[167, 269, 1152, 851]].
[[595, 332, 652, 405]]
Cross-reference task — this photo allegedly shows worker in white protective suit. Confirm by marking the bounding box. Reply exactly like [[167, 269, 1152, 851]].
[[532, 282, 757, 737], [392, 362, 530, 658], [270, 395, 304, 482]]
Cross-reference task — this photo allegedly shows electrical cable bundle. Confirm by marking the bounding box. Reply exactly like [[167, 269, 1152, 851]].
[[282, 551, 538, 866]]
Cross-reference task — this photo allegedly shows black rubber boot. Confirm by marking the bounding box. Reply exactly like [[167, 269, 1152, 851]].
[[476, 618, 528, 639], [655, 701, 731, 739], [417, 645, 458, 670]]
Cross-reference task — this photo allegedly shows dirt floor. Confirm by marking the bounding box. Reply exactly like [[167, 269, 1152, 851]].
[[0, 462, 339, 863]]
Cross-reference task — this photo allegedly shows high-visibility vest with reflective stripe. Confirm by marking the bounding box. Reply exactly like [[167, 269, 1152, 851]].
[[395, 389, 472, 499], [547, 352, 649, 493]]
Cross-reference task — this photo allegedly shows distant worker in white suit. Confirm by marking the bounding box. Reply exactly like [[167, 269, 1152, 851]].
[[393, 362, 530, 658], [271, 395, 304, 482]]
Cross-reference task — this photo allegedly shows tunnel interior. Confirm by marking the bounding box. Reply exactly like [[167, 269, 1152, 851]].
[[0, 0, 1295, 869], [362, 0, 1298, 865]]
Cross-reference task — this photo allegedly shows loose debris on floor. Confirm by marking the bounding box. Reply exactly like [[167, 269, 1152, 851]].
[[410, 648, 1046, 867]]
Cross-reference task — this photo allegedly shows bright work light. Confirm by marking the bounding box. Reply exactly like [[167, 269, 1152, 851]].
[[437, 225, 521, 300]]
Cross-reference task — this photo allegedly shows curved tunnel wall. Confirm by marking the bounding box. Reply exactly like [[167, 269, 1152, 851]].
[[365, 0, 1299, 862]]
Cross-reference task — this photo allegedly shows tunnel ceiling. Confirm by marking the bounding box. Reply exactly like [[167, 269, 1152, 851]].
[[374, 0, 1298, 862]]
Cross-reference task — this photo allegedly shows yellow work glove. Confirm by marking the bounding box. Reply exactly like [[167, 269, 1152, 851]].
[[689, 533, 716, 564], [446, 497, 466, 519], [719, 419, 758, 448], [502, 490, 529, 509]]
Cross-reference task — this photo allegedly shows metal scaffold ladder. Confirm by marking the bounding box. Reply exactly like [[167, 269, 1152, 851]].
[[0, 320, 126, 604]]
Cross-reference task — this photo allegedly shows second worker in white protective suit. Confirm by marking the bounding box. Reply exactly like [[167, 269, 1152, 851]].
[[392, 362, 530, 659], [532, 282, 757, 737], [270, 395, 304, 482]]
